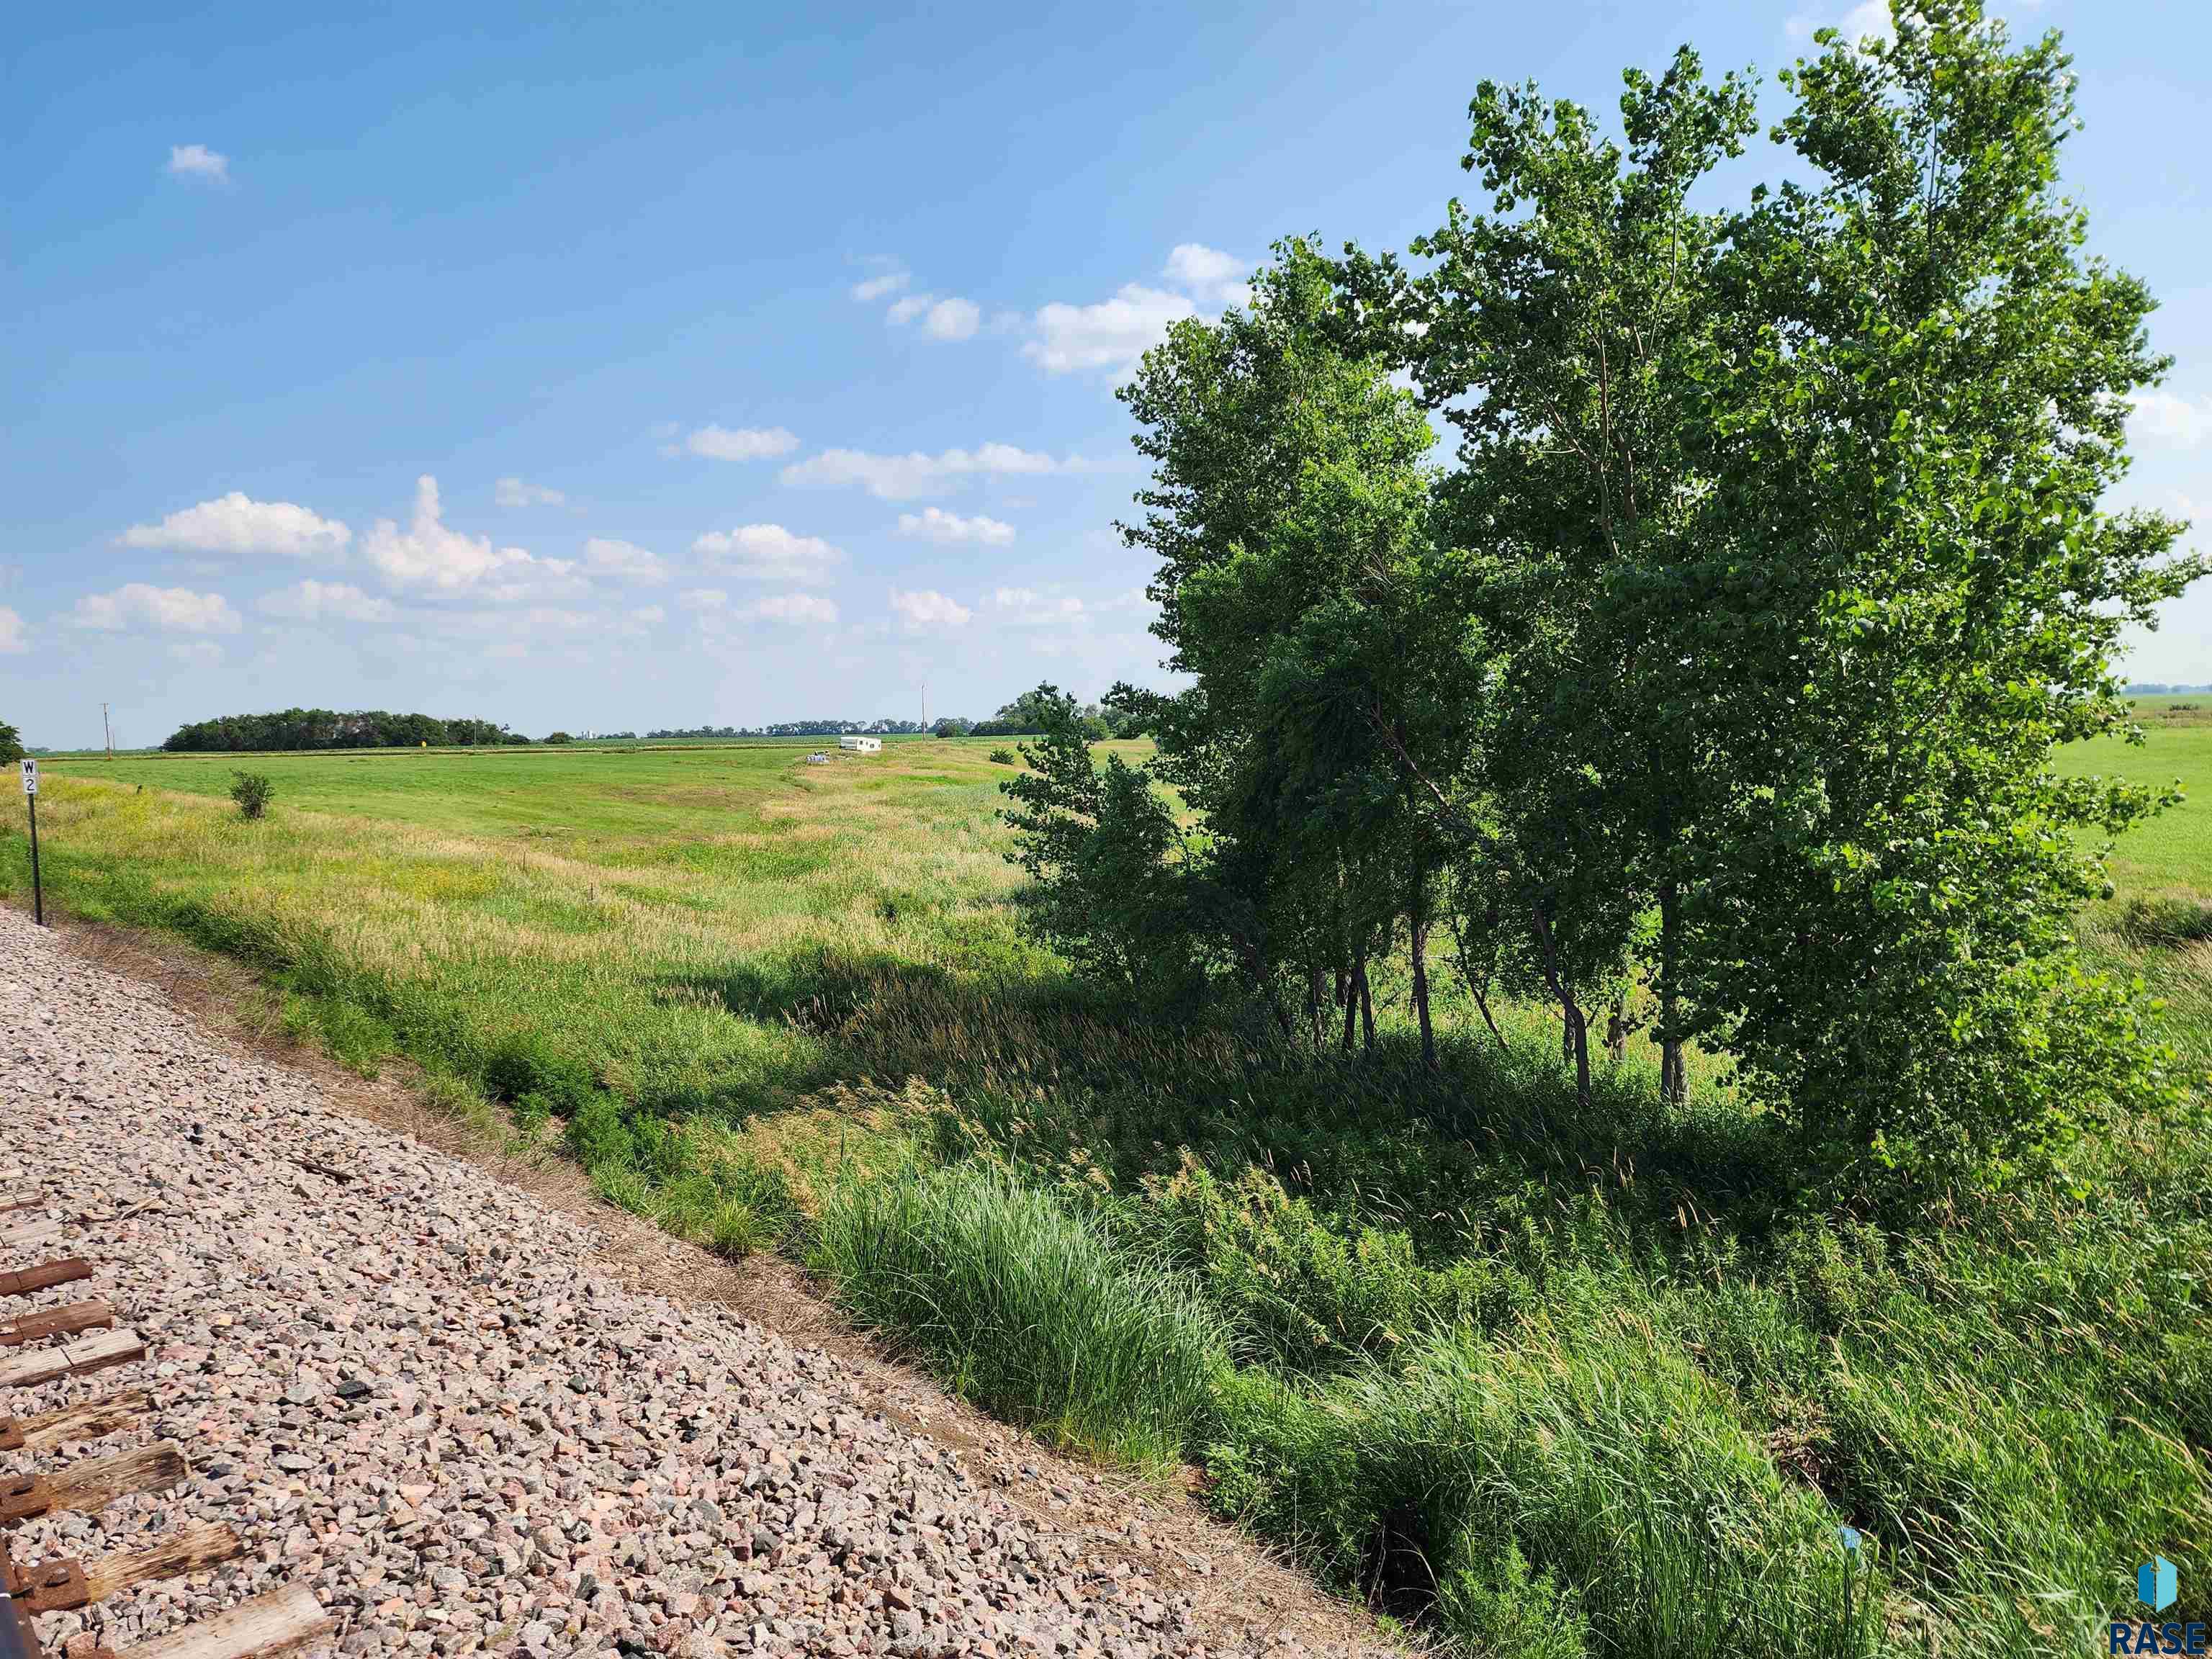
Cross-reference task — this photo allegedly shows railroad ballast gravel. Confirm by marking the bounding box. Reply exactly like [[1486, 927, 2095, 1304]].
[[0, 909, 1377, 1658]]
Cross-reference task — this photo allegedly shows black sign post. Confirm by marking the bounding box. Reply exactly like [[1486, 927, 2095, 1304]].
[[20, 759, 41, 927]]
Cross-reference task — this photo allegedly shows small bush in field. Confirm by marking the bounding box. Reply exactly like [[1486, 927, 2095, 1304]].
[[228, 771, 274, 819], [989, 747, 1017, 765]]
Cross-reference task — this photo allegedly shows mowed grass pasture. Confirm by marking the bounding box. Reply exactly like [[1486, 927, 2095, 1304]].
[[7, 721, 2211, 1655]]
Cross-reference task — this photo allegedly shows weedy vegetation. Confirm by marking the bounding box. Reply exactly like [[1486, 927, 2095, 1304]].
[[5, 4, 2208, 1655]]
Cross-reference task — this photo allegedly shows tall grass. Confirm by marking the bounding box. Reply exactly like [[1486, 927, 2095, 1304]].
[[1208, 1303, 1882, 1659], [812, 1160, 1226, 1468]]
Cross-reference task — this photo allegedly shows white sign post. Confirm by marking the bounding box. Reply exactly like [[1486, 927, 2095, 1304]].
[[20, 758, 42, 926]]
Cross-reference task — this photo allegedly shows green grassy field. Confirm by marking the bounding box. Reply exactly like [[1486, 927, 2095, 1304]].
[[5, 721, 2208, 1655], [2057, 696, 2212, 1075]]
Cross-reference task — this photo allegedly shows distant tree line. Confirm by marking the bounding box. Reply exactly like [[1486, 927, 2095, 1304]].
[[1002, 9, 2203, 1192], [2125, 683, 2212, 694], [639, 704, 1147, 739], [163, 709, 527, 752], [645, 719, 929, 739], [964, 692, 1146, 739]]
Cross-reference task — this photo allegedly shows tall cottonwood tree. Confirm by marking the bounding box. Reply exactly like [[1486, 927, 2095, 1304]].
[[1336, 46, 1759, 1104], [1110, 243, 1463, 1053], [1677, 0, 2201, 1176]]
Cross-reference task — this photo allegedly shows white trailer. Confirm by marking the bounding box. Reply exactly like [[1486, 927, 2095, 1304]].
[[838, 734, 883, 754]]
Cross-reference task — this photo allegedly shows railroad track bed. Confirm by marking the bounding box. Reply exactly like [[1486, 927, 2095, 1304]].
[[2, 1182, 332, 1659]]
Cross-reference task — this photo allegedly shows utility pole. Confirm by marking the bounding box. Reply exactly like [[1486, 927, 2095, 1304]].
[[922, 681, 927, 734], [102, 702, 113, 760]]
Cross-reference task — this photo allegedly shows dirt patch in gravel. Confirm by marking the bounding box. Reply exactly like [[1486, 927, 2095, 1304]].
[[5, 907, 1406, 1658]]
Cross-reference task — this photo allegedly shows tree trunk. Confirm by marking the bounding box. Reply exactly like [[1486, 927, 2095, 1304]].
[[1606, 999, 1627, 1064], [1659, 878, 1686, 1106], [1308, 966, 1328, 1050], [1340, 963, 1358, 1053], [1447, 902, 1510, 1052], [1357, 962, 1376, 1054], [1469, 981, 1509, 1052], [1529, 902, 1591, 1110], [1411, 888, 1437, 1071]]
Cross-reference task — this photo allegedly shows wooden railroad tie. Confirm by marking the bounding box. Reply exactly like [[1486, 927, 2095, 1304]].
[[1, 1200, 338, 1659]]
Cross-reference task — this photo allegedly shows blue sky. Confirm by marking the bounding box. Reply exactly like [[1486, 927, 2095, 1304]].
[[5, 0, 2208, 747]]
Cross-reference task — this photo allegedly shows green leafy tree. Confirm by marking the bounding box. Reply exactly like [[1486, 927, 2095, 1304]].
[[1115, 240, 1457, 1051], [1337, 45, 1758, 1103], [997, 686, 1203, 999], [0, 721, 22, 765], [1676, 0, 2201, 1179]]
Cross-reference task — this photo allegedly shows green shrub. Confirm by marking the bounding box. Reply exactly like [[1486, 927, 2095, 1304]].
[[228, 770, 274, 819], [813, 1160, 1226, 1466], [989, 747, 1017, 765]]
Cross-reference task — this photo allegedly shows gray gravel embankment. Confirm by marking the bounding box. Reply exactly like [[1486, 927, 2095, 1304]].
[[1, 909, 1390, 1658]]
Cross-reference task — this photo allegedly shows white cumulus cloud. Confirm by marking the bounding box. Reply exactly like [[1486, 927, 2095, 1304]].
[[681, 425, 800, 462], [363, 475, 569, 593], [886, 295, 982, 340], [120, 493, 351, 559], [690, 523, 845, 584], [258, 580, 392, 624], [71, 583, 241, 634], [896, 507, 1015, 547], [1164, 243, 1252, 310], [852, 269, 910, 302], [1025, 284, 1197, 374], [168, 143, 229, 182], [1786, 0, 1893, 42], [583, 538, 669, 583], [2133, 389, 2212, 449], [781, 444, 1076, 501], [495, 477, 567, 508], [890, 588, 972, 631], [923, 297, 981, 341]]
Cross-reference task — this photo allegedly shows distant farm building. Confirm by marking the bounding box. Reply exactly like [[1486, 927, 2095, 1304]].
[[839, 735, 883, 754]]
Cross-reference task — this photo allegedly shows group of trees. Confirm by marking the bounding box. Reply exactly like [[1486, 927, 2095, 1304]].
[[163, 709, 526, 751], [1004, 2, 2200, 1187], [969, 693, 1145, 739], [645, 719, 927, 739]]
